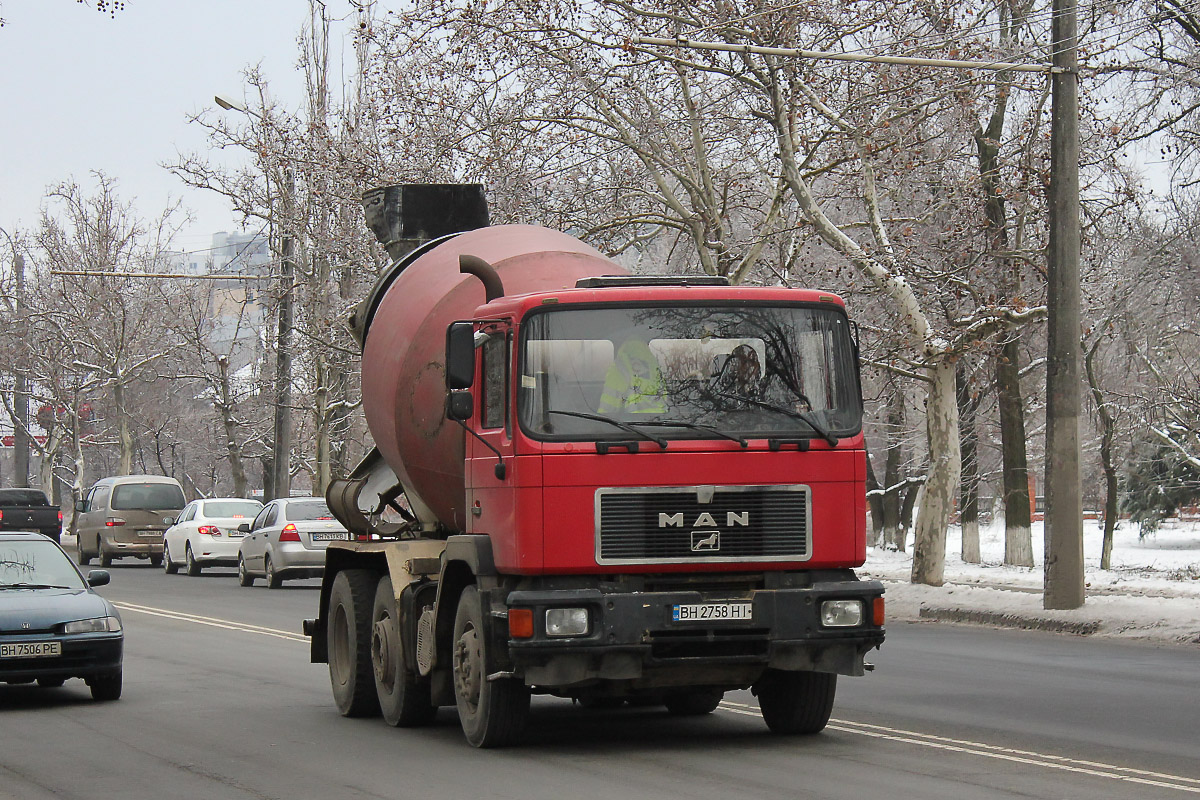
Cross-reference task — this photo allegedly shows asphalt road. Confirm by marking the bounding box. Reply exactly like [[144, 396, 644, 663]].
[[2, 557, 1198, 800]]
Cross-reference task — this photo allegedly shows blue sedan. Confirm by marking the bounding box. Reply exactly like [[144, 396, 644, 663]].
[[0, 531, 124, 700]]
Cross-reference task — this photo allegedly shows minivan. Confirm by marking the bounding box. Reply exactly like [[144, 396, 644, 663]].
[[75, 475, 186, 567]]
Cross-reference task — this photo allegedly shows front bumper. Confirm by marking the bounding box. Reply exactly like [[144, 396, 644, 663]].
[[493, 577, 885, 689], [0, 632, 123, 682]]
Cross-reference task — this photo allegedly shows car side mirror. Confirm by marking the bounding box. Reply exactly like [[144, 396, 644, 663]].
[[238, 523, 251, 533], [164, 517, 177, 526], [75, 500, 87, 513], [87, 570, 110, 587], [446, 390, 474, 421]]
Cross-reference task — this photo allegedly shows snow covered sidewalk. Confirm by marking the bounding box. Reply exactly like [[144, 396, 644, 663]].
[[861, 518, 1200, 645]]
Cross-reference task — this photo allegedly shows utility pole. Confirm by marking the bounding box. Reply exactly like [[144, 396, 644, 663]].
[[12, 250, 30, 487], [1044, 0, 1085, 608], [271, 173, 295, 502]]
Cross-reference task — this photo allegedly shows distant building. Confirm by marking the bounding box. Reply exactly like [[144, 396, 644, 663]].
[[167, 231, 272, 372]]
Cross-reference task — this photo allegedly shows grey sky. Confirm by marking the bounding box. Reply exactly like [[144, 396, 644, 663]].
[[0, 1, 329, 254]]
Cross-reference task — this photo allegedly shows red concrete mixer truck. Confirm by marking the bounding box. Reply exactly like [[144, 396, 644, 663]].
[[304, 184, 885, 747]]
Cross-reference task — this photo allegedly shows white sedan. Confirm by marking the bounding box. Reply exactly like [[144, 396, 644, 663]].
[[163, 498, 263, 576], [237, 497, 350, 588]]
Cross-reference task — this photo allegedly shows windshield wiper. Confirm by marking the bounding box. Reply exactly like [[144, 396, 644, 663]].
[[628, 419, 748, 448], [717, 393, 839, 446], [0, 583, 73, 590], [546, 410, 668, 449]]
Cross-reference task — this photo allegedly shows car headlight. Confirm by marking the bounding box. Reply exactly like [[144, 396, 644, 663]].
[[63, 616, 122, 634], [820, 599, 863, 627], [545, 608, 589, 637]]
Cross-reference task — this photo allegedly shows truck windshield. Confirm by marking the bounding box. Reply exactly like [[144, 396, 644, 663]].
[[518, 304, 862, 442]]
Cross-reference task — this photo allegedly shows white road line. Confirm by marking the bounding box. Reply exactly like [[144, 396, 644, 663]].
[[720, 701, 1200, 794], [112, 601, 308, 643]]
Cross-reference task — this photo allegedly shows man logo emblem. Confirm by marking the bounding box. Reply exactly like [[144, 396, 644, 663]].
[[691, 531, 720, 552]]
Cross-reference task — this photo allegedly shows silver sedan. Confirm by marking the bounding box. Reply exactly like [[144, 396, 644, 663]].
[[236, 498, 349, 588]]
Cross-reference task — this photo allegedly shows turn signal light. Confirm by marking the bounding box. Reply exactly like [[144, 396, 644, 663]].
[[279, 523, 301, 542], [873, 597, 885, 626], [508, 608, 534, 639]]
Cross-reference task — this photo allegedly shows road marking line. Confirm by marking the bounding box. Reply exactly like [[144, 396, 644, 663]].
[[112, 601, 308, 643], [720, 701, 1200, 793]]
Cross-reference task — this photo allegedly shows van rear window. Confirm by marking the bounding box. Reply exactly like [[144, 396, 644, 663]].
[[111, 483, 186, 511]]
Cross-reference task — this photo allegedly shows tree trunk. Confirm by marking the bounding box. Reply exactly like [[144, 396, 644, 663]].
[[911, 360, 962, 586], [114, 380, 134, 476], [882, 388, 905, 551], [217, 356, 248, 497], [865, 449, 885, 548], [1085, 336, 1120, 569], [956, 361, 982, 564], [996, 337, 1034, 567]]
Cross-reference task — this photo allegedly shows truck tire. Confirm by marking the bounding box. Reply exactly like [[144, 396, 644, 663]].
[[452, 585, 529, 747], [371, 575, 436, 727], [77, 536, 92, 566], [327, 569, 381, 717], [99, 540, 113, 568], [664, 689, 724, 716], [755, 669, 836, 734]]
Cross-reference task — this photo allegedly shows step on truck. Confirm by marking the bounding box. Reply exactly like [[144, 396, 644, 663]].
[[305, 184, 885, 747]]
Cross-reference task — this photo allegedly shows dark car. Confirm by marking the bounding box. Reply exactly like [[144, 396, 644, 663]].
[[0, 532, 123, 700], [0, 488, 63, 542]]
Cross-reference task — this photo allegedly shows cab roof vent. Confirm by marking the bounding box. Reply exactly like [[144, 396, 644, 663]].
[[575, 275, 731, 289]]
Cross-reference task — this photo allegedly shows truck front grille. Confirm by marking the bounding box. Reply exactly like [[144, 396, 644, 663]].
[[595, 485, 811, 564]]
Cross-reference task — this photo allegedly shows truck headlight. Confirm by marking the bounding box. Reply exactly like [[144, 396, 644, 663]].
[[545, 608, 589, 637], [820, 600, 863, 628], [63, 616, 122, 634]]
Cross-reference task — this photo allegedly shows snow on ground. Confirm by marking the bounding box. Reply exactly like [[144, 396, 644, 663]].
[[862, 517, 1200, 645]]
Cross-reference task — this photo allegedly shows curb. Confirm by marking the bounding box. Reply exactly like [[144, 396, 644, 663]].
[[918, 607, 1102, 636]]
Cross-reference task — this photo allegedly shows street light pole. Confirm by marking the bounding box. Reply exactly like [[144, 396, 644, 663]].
[[1, 227, 30, 487], [215, 94, 293, 501]]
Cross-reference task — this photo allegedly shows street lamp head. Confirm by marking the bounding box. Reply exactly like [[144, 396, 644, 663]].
[[214, 93, 248, 114]]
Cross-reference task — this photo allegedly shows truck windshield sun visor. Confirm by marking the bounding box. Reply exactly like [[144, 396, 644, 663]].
[[519, 303, 863, 443]]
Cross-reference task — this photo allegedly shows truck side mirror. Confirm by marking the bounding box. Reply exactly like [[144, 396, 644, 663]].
[[75, 500, 87, 513], [446, 390, 474, 421], [446, 322, 476, 389]]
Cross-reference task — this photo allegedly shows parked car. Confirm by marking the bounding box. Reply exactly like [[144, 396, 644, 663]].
[[0, 531, 123, 700], [237, 497, 349, 588], [163, 498, 263, 576], [0, 488, 63, 542], [75, 475, 186, 567]]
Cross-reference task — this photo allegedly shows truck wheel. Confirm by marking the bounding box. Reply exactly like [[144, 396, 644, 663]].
[[185, 545, 202, 576], [163, 542, 178, 574], [755, 669, 837, 734], [77, 536, 92, 566], [371, 575, 436, 727], [327, 569, 381, 717], [452, 585, 529, 748], [99, 540, 113, 568], [664, 689, 724, 716]]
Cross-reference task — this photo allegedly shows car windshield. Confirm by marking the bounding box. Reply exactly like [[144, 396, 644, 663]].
[[518, 304, 862, 441], [202, 500, 262, 519], [111, 482, 186, 511], [0, 540, 86, 590], [285, 500, 335, 521]]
